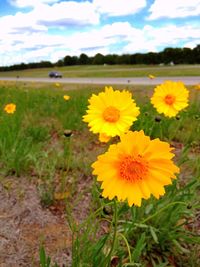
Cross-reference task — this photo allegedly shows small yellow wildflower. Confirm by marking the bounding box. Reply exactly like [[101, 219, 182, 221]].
[[148, 74, 156, 79], [194, 84, 200, 90], [4, 103, 16, 114], [63, 95, 70, 101]]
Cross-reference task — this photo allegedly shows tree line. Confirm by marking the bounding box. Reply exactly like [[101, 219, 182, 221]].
[[0, 45, 200, 71]]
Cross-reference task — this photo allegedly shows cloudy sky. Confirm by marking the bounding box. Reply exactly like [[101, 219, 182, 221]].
[[0, 0, 200, 66]]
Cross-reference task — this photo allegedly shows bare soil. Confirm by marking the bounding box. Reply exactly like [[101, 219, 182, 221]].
[[0, 177, 72, 267]]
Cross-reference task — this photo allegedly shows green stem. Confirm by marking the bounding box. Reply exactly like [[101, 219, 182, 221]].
[[159, 122, 163, 140], [106, 199, 118, 266], [117, 232, 132, 263]]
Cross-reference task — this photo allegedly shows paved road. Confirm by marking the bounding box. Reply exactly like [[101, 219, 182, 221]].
[[0, 76, 199, 85]]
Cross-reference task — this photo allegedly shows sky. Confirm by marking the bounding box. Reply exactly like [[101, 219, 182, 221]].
[[0, 0, 200, 66]]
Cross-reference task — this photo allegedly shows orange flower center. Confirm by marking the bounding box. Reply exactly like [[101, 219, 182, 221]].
[[103, 106, 120, 123], [119, 155, 148, 182], [164, 94, 175, 105]]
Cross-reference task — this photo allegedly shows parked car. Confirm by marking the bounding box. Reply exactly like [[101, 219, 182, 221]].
[[48, 71, 62, 78]]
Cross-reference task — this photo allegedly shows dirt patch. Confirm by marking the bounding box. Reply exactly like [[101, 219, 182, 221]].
[[0, 177, 71, 267]]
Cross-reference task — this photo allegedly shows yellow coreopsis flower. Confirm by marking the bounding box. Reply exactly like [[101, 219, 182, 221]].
[[4, 103, 16, 114], [92, 130, 179, 207], [151, 81, 189, 118], [63, 95, 70, 101], [83, 86, 140, 137], [148, 74, 155, 79]]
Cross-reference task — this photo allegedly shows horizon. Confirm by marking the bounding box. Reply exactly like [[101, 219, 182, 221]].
[[0, 0, 200, 66]]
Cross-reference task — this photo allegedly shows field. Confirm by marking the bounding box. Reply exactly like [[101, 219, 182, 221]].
[[0, 79, 199, 267], [0, 64, 200, 78]]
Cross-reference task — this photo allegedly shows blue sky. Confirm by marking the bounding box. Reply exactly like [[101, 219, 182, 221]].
[[0, 0, 200, 66]]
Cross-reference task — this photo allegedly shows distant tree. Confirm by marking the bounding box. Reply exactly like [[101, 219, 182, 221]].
[[79, 53, 89, 65], [129, 54, 137, 64], [71, 56, 78, 65], [193, 44, 200, 63], [144, 52, 160, 64], [162, 47, 183, 64], [104, 54, 118, 64], [182, 48, 193, 64], [134, 53, 145, 64], [63, 55, 76, 66], [92, 53, 104, 65], [116, 54, 131, 64], [56, 59, 64, 67], [162, 48, 174, 64]]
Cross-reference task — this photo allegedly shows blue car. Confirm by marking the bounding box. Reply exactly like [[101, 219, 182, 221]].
[[48, 71, 62, 78]]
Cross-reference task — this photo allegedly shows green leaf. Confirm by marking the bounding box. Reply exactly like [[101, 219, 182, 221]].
[[132, 233, 146, 262], [145, 204, 154, 215], [39, 246, 46, 267], [150, 227, 159, 244], [92, 234, 109, 266]]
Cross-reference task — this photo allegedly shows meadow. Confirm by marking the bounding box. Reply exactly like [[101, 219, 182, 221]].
[[0, 64, 200, 78], [0, 79, 199, 267]]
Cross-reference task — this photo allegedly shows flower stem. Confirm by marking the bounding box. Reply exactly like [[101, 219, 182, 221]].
[[117, 232, 132, 263], [106, 199, 118, 266]]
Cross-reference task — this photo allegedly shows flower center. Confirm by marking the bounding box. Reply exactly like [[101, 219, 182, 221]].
[[164, 94, 176, 105], [119, 155, 148, 182], [103, 106, 120, 123]]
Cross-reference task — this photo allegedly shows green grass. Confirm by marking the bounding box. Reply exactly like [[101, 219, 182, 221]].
[[0, 64, 200, 78], [0, 82, 199, 266]]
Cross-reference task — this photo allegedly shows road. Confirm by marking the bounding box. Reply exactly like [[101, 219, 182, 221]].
[[0, 76, 199, 85]]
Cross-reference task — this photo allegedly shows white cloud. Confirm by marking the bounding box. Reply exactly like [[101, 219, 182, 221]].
[[36, 2, 99, 26], [148, 0, 200, 19], [0, 12, 47, 35], [0, 1, 99, 37], [1, 21, 200, 66], [123, 24, 200, 53], [183, 40, 200, 49], [9, 0, 59, 8], [94, 0, 146, 16]]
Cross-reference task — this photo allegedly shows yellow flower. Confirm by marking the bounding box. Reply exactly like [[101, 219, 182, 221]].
[[99, 133, 111, 143], [83, 86, 140, 137], [148, 74, 155, 79], [92, 130, 179, 207], [4, 103, 16, 114], [151, 81, 189, 118], [63, 95, 70, 101], [55, 83, 60, 87], [194, 84, 200, 90]]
